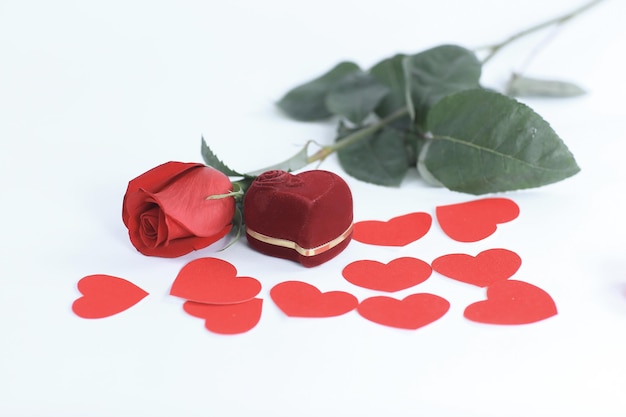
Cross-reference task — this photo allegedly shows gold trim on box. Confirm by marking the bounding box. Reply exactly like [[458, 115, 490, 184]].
[[246, 223, 353, 257]]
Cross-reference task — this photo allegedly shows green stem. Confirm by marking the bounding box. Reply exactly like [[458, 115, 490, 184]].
[[206, 184, 245, 200], [206, 189, 243, 200], [306, 107, 410, 164], [480, 0, 606, 64]]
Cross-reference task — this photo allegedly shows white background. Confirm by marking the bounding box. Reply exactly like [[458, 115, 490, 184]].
[[2, 0, 626, 416]]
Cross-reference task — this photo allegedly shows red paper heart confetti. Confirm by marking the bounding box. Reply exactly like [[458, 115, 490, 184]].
[[436, 198, 520, 242], [183, 298, 263, 335], [72, 274, 149, 319], [353, 212, 432, 246], [357, 293, 450, 330], [464, 280, 557, 325], [270, 281, 358, 318], [431, 248, 522, 287], [342, 257, 432, 292], [170, 257, 261, 304]]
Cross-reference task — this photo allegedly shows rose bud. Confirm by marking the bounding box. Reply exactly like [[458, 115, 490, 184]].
[[122, 161, 235, 257]]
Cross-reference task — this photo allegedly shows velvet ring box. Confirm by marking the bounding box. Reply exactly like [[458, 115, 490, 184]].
[[243, 170, 353, 267]]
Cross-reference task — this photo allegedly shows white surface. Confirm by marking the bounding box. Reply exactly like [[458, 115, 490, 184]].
[[2, 1, 626, 416]]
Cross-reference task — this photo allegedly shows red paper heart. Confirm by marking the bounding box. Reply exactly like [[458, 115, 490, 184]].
[[436, 198, 520, 242], [357, 293, 450, 330], [353, 212, 432, 246], [183, 298, 263, 335], [342, 257, 432, 292], [72, 274, 148, 319], [431, 248, 522, 287], [170, 257, 261, 304], [270, 281, 358, 318], [464, 280, 557, 325]]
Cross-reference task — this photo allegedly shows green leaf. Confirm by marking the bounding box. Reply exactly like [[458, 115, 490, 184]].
[[276, 61, 360, 121], [369, 54, 408, 119], [336, 124, 409, 186], [325, 71, 390, 124], [506, 74, 586, 98], [420, 88, 580, 194], [416, 144, 444, 188], [403, 45, 482, 123], [201, 137, 245, 177]]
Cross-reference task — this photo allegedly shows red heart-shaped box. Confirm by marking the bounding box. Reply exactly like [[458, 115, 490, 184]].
[[243, 170, 353, 267]]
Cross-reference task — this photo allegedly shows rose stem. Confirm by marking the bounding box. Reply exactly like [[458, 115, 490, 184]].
[[306, 107, 409, 164], [479, 0, 606, 64]]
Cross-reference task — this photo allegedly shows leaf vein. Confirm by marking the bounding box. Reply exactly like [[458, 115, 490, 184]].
[[433, 134, 567, 172]]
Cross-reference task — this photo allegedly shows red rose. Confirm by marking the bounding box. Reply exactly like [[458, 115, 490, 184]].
[[122, 161, 235, 257]]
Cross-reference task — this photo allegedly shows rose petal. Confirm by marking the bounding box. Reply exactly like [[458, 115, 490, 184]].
[[156, 208, 169, 246], [124, 194, 170, 248], [164, 225, 232, 257], [122, 162, 203, 226], [152, 166, 234, 237], [129, 223, 231, 257], [139, 207, 160, 247]]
